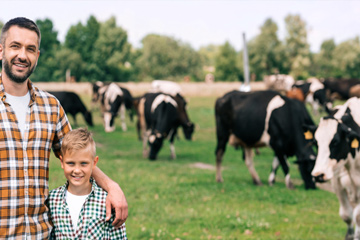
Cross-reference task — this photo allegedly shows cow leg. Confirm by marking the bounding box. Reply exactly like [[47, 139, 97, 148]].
[[276, 154, 294, 189], [215, 115, 230, 183], [170, 143, 176, 160], [215, 142, 227, 183], [333, 174, 355, 240], [268, 156, 280, 186], [136, 119, 142, 141], [169, 128, 177, 160], [353, 205, 360, 240], [243, 147, 262, 186], [120, 103, 127, 131], [216, 148, 225, 183], [143, 130, 151, 158]]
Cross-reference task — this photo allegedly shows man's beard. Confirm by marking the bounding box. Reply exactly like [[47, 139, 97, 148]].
[[2, 54, 36, 84]]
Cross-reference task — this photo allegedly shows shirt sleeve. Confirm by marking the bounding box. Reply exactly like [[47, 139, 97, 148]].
[[107, 217, 127, 240], [52, 103, 71, 158]]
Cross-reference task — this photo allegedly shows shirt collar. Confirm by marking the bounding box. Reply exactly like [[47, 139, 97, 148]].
[[0, 73, 37, 103]]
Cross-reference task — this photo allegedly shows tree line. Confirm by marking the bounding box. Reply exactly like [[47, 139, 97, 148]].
[[0, 15, 359, 83]]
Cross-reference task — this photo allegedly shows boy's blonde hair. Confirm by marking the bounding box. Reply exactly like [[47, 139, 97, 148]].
[[61, 128, 96, 158]]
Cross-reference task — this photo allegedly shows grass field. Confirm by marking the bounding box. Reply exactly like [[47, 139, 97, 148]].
[[49, 95, 346, 240]]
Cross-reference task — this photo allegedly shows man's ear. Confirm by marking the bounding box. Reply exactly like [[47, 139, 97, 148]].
[[0, 44, 3, 60]]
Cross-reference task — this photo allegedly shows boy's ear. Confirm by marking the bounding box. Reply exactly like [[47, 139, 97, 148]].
[[59, 155, 64, 169], [94, 156, 99, 166]]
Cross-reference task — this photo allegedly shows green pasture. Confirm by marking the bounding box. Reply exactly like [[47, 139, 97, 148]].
[[49, 95, 345, 240]]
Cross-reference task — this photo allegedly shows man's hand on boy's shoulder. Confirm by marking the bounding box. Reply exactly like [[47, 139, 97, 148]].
[[106, 185, 128, 228]]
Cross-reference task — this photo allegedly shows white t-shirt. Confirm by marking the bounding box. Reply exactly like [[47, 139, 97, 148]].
[[65, 190, 89, 231], [5, 91, 30, 137]]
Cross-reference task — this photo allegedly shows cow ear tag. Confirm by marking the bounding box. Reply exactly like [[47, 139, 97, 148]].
[[351, 138, 359, 148], [304, 130, 313, 140]]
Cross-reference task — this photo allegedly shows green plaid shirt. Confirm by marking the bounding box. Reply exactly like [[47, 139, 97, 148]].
[[47, 178, 127, 240]]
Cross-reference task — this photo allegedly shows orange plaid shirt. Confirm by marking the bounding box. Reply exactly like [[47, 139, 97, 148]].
[[0, 75, 71, 239]]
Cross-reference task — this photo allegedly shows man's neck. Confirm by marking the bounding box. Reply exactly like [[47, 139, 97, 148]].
[[1, 72, 29, 96]]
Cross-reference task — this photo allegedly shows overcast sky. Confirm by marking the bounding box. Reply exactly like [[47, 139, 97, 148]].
[[1, 0, 359, 53]]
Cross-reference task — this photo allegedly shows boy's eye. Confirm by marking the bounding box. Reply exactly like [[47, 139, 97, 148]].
[[67, 162, 74, 166], [81, 162, 88, 166]]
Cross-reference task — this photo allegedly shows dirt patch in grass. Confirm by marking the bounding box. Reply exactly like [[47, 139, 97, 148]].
[[189, 162, 223, 171]]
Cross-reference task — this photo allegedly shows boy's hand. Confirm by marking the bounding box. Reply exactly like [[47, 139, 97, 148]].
[[106, 185, 128, 228]]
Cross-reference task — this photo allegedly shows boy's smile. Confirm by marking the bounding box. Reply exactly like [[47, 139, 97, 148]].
[[60, 145, 98, 195]]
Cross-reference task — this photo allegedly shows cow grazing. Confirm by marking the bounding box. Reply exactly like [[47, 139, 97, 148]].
[[323, 78, 360, 100], [306, 97, 360, 239], [215, 90, 317, 189], [136, 92, 194, 160], [92, 82, 134, 132], [49, 91, 93, 127], [287, 78, 332, 115]]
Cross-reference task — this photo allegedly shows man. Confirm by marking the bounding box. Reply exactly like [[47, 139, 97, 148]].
[[0, 17, 128, 239]]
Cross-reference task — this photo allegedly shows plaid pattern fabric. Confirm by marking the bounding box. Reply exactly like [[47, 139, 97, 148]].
[[0, 75, 71, 239], [48, 178, 127, 240]]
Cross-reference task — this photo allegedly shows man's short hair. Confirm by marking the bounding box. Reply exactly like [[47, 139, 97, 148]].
[[61, 128, 96, 158], [0, 17, 41, 46]]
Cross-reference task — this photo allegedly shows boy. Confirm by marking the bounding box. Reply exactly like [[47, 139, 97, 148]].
[[47, 128, 127, 239]]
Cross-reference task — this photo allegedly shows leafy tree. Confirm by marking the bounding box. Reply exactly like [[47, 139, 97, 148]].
[[285, 14, 311, 79], [198, 44, 219, 67], [248, 18, 287, 80], [311, 39, 336, 78], [52, 48, 85, 82], [92, 16, 132, 82], [31, 18, 60, 82], [332, 37, 360, 78], [135, 34, 203, 81], [65, 15, 100, 63], [215, 41, 240, 81]]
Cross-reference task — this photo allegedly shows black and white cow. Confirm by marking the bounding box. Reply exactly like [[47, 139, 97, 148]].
[[136, 92, 194, 160], [263, 74, 295, 94], [215, 90, 317, 189], [49, 91, 93, 127], [306, 97, 360, 240], [289, 78, 332, 115], [92, 82, 134, 132], [150, 80, 182, 96], [323, 78, 360, 100]]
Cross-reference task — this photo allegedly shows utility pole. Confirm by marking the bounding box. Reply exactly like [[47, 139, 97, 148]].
[[239, 32, 251, 92]]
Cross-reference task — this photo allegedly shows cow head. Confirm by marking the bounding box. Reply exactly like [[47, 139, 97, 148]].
[[182, 122, 195, 140], [174, 94, 195, 140], [148, 131, 165, 160], [92, 81, 104, 103], [293, 124, 318, 190], [84, 111, 94, 127], [309, 116, 360, 182]]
